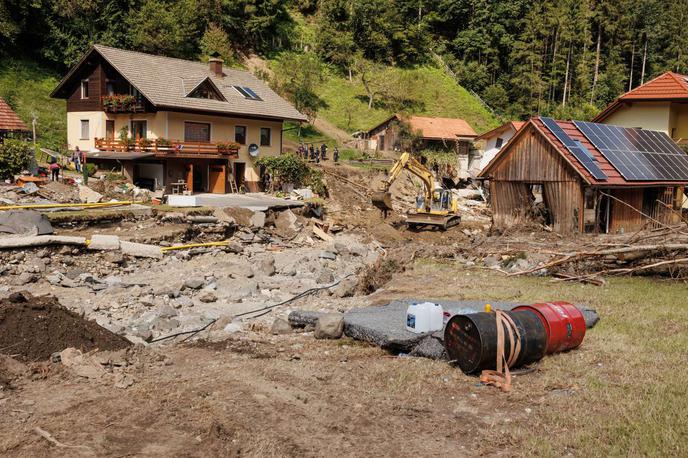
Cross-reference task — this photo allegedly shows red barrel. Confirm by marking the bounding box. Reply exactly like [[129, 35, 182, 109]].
[[513, 302, 585, 354]]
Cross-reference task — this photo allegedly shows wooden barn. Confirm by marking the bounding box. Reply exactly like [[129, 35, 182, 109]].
[[479, 117, 688, 234]]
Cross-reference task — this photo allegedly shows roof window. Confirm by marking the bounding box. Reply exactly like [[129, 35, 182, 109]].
[[234, 86, 261, 101]]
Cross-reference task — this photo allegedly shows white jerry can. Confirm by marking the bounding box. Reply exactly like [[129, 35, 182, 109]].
[[406, 302, 444, 333]]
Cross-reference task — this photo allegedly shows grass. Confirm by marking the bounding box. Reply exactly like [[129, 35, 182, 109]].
[[282, 121, 335, 147], [0, 58, 66, 151], [317, 65, 499, 134], [403, 260, 688, 456]]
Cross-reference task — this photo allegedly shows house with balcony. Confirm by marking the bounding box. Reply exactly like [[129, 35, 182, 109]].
[[51, 45, 306, 193]]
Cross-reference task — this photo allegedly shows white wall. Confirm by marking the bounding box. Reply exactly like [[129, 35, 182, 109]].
[[479, 127, 518, 171], [67, 111, 107, 151], [603, 102, 672, 134]]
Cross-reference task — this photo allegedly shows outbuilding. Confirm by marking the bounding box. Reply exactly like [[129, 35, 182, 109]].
[[479, 117, 688, 234]]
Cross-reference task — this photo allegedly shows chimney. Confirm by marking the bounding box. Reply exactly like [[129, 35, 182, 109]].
[[208, 56, 223, 77]]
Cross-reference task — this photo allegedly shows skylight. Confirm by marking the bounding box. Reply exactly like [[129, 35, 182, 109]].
[[234, 86, 261, 101]]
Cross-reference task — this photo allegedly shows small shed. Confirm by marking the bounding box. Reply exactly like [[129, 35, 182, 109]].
[[480, 117, 688, 234], [0, 98, 29, 141]]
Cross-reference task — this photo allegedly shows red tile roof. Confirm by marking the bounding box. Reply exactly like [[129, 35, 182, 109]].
[[593, 72, 688, 122], [0, 98, 28, 132], [482, 117, 688, 187], [407, 115, 477, 139], [475, 121, 525, 140]]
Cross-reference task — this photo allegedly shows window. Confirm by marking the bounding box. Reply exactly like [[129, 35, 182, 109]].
[[106, 120, 115, 140], [105, 80, 115, 96], [80, 80, 89, 99], [495, 137, 504, 148], [184, 122, 211, 142], [188, 79, 225, 101], [233, 86, 261, 101], [260, 127, 271, 146], [80, 120, 89, 139], [235, 125, 247, 144], [131, 120, 147, 140]]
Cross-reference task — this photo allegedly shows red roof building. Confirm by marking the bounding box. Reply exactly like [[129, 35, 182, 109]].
[[480, 117, 688, 234], [0, 98, 29, 136], [593, 72, 688, 144]]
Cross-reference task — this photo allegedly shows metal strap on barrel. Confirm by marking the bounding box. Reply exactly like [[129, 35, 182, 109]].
[[480, 310, 522, 392]]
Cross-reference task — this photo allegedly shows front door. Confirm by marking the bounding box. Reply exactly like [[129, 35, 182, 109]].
[[209, 165, 226, 194], [185, 163, 194, 193], [131, 120, 147, 140], [234, 162, 246, 192]]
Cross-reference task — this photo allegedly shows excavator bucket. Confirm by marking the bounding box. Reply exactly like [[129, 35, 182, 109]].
[[371, 191, 394, 213]]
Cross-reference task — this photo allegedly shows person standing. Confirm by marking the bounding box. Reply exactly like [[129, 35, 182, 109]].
[[49, 160, 60, 181], [321, 143, 327, 161], [73, 146, 82, 173], [309, 145, 315, 161], [333, 146, 339, 163]]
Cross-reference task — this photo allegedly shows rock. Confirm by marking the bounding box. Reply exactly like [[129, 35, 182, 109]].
[[87, 234, 121, 251], [316, 270, 334, 284], [223, 207, 254, 227], [0, 210, 53, 236], [130, 327, 153, 342], [409, 336, 447, 360], [120, 241, 163, 259], [224, 242, 244, 254], [319, 250, 337, 261], [78, 185, 104, 203], [184, 278, 205, 290], [14, 272, 37, 286], [258, 257, 276, 277], [271, 318, 293, 335], [197, 291, 217, 303], [236, 231, 256, 243], [172, 295, 194, 308], [314, 313, 344, 339], [155, 287, 180, 298], [157, 304, 178, 318], [250, 211, 266, 229], [274, 209, 300, 238], [288, 310, 325, 328], [114, 373, 135, 389], [223, 322, 242, 333], [46, 274, 62, 285], [150, 317, 180, 332], [139, 295, 156, 307], [331, 276, 358, 298]]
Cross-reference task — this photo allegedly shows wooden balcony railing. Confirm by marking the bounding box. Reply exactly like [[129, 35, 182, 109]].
[[94, 138, 240, 158], [101, 95, 146, 113]]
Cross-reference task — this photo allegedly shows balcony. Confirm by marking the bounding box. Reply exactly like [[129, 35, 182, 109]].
[[101, 95, 146, 113], [94, 138, 240, 159]]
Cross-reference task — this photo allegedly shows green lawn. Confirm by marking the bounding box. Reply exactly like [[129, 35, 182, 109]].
[[317, 65, 499, 134], [0, 58, 66, 151]]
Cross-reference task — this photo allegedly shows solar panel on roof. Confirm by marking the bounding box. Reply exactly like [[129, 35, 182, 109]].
[[574, 121, 688, 181], [540, 117, 608, 181], [233, 86, 261, 101]]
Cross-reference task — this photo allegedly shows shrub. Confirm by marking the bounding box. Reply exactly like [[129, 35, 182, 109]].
[[0, 139, 32, 179], [256, 153, 326, 195], [84, 163, 97, 177]]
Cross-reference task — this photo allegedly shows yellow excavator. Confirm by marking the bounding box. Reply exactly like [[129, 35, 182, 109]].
[[371, 152, 461, 230]]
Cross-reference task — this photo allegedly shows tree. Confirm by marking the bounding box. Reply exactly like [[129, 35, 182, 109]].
[[127, 0, 200, 59], [271, 52, 326, 121], [199, 23, 234, 63]]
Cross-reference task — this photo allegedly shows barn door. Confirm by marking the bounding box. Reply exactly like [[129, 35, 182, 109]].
[[209, 165, 226, 194]]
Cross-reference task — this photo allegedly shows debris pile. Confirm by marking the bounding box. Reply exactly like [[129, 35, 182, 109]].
[[0, 292, 131, 362]]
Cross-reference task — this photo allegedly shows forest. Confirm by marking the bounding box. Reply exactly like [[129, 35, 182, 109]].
[[1, 0, 687, 121]]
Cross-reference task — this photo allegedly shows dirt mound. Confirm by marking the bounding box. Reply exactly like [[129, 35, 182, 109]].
[[0, 292, 131, 362]]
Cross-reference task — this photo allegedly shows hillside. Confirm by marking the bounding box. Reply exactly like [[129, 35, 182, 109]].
[[317, 65, 499, 135], [0, 59, 65, 150]]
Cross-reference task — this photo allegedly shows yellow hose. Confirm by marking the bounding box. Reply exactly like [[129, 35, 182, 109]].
[[0, 201, 134, 211], [160, 241, 232, 252]]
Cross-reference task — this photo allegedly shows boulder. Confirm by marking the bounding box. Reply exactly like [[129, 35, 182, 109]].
[[314, 313, 344, 339], [183, 277, 205, 290], [0, 210, 53, 236], [331, 276, 358, 298], [288, 310, 325, 328], [78, 185, 103, 204], [197, 291, 218, 303], [250, 211, 266, 229], [271, 318, 292, 335]]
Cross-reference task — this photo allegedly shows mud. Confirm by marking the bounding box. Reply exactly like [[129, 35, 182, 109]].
[[0, 292, 131, 362]]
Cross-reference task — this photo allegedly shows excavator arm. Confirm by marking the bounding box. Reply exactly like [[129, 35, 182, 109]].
[[372, 152, 435, 213]]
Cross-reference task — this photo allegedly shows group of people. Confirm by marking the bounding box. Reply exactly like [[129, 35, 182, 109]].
[[297, 143, 339, 163], [48, 146, 85, 182]]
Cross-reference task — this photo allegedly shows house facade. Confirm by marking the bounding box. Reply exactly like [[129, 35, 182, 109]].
[[51, 45, 306, 193], [480, 117, 688, 234], [475, 121, 525, 171], [593, 72, 688, 145]]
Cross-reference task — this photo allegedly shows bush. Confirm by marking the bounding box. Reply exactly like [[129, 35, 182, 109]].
[[0, 139, 32, 179], [256, 153, 326, 196], [84, 163, 97, 177]]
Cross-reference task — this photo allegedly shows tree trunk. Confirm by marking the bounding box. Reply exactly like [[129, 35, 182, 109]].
[[628, 42, 635, 91], [590, 24, 602, 104], [549, 26, 559, 104], [640, 34, 648, 85], [562, 44, 571, 107]]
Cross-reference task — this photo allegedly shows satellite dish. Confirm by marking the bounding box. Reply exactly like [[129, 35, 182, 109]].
[[248, 143, 260, 157]]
